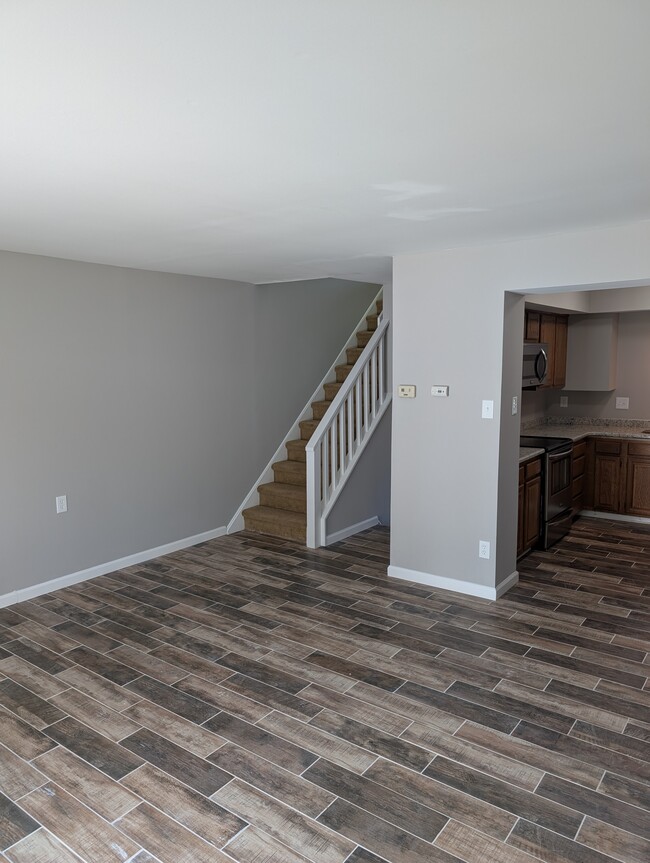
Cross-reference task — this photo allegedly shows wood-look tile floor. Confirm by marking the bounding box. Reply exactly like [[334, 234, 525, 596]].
[[0, 519, 649, 863]]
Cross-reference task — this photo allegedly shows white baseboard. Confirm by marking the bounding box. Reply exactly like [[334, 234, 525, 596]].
[[325, 516, 380, 546], [388, 564, 519, 601], [0, 526, 227, 609]]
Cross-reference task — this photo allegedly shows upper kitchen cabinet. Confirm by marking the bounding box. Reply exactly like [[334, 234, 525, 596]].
[[524, 311, 568, 389], [564, 314, 618, 391]]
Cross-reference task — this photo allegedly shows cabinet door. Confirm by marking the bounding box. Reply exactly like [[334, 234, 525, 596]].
[[593, 444, 622, 512], [553, 315, 568, 388], [624, 442, 650, 516], [523, 475, 542, 548], [517, 470, 525, 557], [525, 311, 540, 342], [540, 314, 556, 388]]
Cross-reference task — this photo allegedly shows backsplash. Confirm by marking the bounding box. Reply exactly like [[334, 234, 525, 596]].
[[522, 415, 650, 430]]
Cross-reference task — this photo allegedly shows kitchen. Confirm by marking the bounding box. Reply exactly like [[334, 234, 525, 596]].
[[517, 284, 650, 557]]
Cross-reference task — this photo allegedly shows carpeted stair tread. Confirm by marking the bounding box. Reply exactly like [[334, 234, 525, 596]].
[[258, 482, 306, 513], [286, 438, 308, 462], [335, 363, 355, 383], [272, 459, 306, 484], [241, 505, 306, 541], [300, 418, 320, 439]]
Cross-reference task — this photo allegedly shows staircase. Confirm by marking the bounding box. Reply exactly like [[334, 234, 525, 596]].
[[242, 297, 384, 542]]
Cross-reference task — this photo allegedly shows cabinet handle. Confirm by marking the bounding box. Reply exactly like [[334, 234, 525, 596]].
[[535, 348, 548, 383]]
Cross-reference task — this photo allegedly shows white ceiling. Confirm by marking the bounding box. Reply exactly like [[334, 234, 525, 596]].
[[1, 1, 649, 285]]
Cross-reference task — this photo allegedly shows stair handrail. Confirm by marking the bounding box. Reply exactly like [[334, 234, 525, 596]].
[[226, 287, 384, 535], [306, 313, 391, 548]]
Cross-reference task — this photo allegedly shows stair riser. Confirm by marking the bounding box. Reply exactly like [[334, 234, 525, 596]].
[[335, 365, 354, 383], [366, 314, 378, 331], [324, 382, 342, 400], [243, 514, 306, 542], [300, 420, 319, 440], [258, 489, 306, 513], [273, 464, 305, 485], [346, 347, 364, 364], [357, 331, 372, 347], [286, 446, 306, 463]]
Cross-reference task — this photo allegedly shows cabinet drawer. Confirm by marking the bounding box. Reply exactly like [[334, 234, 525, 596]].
[[572, 440, 587, 460], [594, 439, 622, 455], [572, 454, 585, 479], [525, 458, 542, 480], [628, 441, 650, 457], [572, 475, 584, 499]]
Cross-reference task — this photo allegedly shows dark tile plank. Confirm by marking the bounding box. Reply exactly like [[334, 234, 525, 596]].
[[120, 727, 231, 795], [44, 717, 143, 780], [424, 756, 583, 838], [18, 784, 139, 863], [205, 712, 318, 774], [0, 793, 39, 852]]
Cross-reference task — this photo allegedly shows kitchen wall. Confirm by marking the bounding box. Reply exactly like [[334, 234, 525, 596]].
[[1, 251, 378, 598], [520, 309, 650, 423]]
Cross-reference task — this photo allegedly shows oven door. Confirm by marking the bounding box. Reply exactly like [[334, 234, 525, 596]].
[[545, 448, 572, 519]]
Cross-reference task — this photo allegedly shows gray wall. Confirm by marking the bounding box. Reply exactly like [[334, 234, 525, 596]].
[[253, 278, 379, 466], [1, 253, 379, 596], [547, 311, 650, 420], [390, 220, 650, 593], [326, 407, 392, 538], [1, 251, 257, 594]]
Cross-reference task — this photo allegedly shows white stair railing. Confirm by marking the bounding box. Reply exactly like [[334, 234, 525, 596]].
[[306, 315, 391, 548]]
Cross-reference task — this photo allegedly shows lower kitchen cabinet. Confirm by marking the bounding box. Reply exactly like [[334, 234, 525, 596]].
[[625, 442, 650, 516], [587, 438, 650, 518], [518, 457, 542, 557], [592, 439, 622, 512]]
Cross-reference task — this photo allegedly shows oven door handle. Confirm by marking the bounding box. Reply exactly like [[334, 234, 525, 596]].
[[535, 348, 548, 383], [547, 449, 572, 462]]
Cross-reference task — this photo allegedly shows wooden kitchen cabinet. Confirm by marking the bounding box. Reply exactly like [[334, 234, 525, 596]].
[[592, 439, 622, 512], [625, 442, 650, 516], [524, 310, 541, 342], [540, 313, 568, 389], [517, 456, 542, 557], [524, 309, 567, 389], [585, 438, 650, 518]]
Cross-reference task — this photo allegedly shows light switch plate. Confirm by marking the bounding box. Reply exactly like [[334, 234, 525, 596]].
[[398, 385, 416, 398], [559, 396, 569, 408], [481, 400, 494, 419]]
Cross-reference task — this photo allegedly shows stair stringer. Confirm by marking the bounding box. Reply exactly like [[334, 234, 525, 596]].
[[226, 286, 384, 535]]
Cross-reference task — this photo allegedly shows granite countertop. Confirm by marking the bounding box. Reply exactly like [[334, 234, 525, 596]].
[[523, 420, 650, 443], [519, 446, 544, 462]]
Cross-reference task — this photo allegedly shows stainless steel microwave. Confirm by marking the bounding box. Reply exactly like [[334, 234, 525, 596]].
[[522, 342, 548, 388]]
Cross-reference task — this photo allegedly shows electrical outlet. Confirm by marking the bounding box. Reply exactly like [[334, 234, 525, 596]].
[[559, 396, 568, 408], [511, 396, 518, 415], [431, 385, 449, 397], [616, 397, 629, 410], [481, 400, 494, 419], [56, 495, 68, 514], [478, 540, 490, 559], [398, 385, 416, 398]]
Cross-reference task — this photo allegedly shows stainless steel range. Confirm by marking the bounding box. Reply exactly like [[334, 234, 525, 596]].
[[520, 435, 573, 549]]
